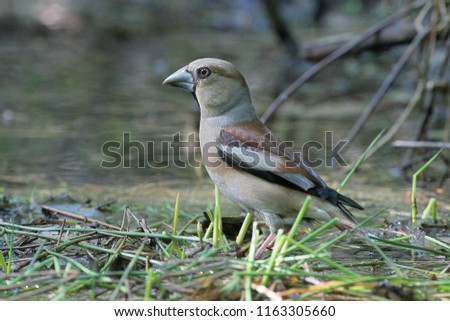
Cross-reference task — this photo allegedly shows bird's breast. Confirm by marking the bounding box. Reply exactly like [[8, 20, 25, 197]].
[[199, 121, 228, 182]]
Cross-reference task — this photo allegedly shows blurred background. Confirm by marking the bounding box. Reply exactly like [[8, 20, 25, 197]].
[[0, 0, 448, 218]]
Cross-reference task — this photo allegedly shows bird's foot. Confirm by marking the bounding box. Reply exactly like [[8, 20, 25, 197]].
[[255, 232, 277, 259], [267, 236, 277, 249]]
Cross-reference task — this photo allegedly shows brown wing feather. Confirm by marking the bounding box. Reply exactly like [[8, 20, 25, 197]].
[[222, 120, 327, 188], [218, 121, 363, 221]]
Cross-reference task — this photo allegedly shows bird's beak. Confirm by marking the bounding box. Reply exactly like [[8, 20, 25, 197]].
[[162, 65, 195, 93]]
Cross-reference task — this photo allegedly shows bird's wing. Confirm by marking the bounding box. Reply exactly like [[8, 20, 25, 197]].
[[217, 121, 363, 218], [218, 120, 326, 191]]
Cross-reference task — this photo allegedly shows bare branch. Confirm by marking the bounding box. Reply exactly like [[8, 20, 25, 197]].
[[261, 0, 427, 123]]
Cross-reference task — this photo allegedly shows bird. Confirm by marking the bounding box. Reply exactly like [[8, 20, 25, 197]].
[[163, 58, 363, 258]]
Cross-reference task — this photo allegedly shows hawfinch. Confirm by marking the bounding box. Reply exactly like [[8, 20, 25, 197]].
[[163, 58, 363, 257]]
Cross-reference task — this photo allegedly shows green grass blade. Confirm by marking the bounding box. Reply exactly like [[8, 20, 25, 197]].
[[370, 236, 450, 258], [203, 208, 214, 240], [100, 238, 126, 273], [421, 198, 437, 223], [299, 218, 339, 244], [285, 236, 361, 277], [236, 213, 253, 246], [110, 242, 145, 300], [5, 229, 14, 274], [245, 222, 258, 301], [144, 268, 159, 301], [262, 229, 285, 285], [288, 196, 311, 239], [283, 218, 338, 257], [0, 250, 7, 273], [411, 148, 443, 222], [167, 193, 183, 258], [338, 129, 385, 192], [46, 249, 98, 277], [424, 236, 450, 251], [364, 235, 405, 277], [213, 185, 228, 252], [351, 207, 387, 230], [279, 196, 311, 257], [173, 192, 180, 235]]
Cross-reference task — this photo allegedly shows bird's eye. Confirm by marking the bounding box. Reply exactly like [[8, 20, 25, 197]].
[[197, 67, 212, 79]]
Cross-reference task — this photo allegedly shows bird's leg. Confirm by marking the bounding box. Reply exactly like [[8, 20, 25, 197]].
[[255, 232, 277, 259], [267, 235, 278, 249]]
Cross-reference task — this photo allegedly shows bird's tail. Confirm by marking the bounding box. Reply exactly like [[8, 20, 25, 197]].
[[335, 192, 364, 227], [314, 187, 363, 226], [337, 193, 364, 211]]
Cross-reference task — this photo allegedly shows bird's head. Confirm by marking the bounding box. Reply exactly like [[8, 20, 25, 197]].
[[163, 58, 255, 119]]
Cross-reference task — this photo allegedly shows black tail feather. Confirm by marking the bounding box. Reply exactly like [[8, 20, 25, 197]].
[[336, 202, 357, 224], [313, 187, 363, 225], [337, 193, 364, 210], [314, 187, 364, 210]]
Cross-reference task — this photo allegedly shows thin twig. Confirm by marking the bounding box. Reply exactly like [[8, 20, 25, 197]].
[[260, 0, 427, 123], [365, 81, 425, 159], [344, 28, 430, 147], [402, 1, 446, 165], [400, 150, 442, 170], [56, 219, 66, 246], [393, 140, 450, 149], [41, 205, 121, 230]]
